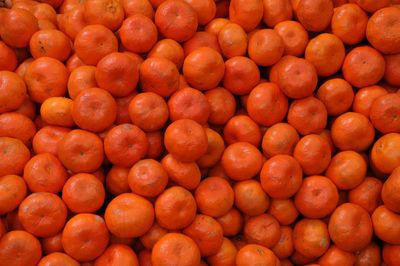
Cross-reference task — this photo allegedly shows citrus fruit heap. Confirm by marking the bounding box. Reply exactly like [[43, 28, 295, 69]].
[[0, 0, 400, 265]]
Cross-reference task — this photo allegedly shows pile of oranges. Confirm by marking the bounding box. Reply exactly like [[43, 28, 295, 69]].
[[0, 0, 400, 265]]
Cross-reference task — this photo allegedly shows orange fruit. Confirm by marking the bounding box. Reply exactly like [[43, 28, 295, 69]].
[[62, 214, 109, 262], [236, 244, 280, 266], [105, 193, 154, 238]]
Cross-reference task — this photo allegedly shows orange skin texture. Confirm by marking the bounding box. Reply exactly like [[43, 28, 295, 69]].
[[293, 218, 330, 258], [223, 115, 262, 147], [234, 179, 270, 216], [382, 167, 400, 213], [329, 203, 373, 252], [372, 205, 400, 245]]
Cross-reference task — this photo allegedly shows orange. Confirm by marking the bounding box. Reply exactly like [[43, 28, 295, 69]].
[[270, 55, 317, 99], [65, 53, 86, 72], [354, 242, 381, 266], [317, 78, 354, 116], [293, 134, 331, 175], [221, 142, 263, 181], [105, 193, 154, 238], [139, 57, 180, 97], [0, 8, 39, 48], [149, 39, 184, 69], [164, 119, 208, 162], [168, 87, 210, 124], [236, 244, 279, 266], [349, 177, 383, 215], [370, 93, 400, 134], [244, 214, 281, 248], [24, 57, 69, 103], [83, 0, 124, 31], [342, 46, 386, 88], [207, 237, 237, 266], [40, 97, 74, 127], [161, 153, 201, 190], [104, 124, 149, 167], [205, 87, 236, 125], [384, 53, 400, 87], [29, 29, 71, 61], [218, 23, 248, 58], [372, 205, 400, 245], [154, 0, 198, 42], [183, 47, 224, 91], [18, 192, 67, 237], [129, 92, 169, 132], [72, 87, 117, 133], [0, 230, 42, 266], [140, 222, 168, 249], [331, 3, 368, 45], [329, 203, 373, 252], [0, 137, 30, 177], [268, 199, 299, 226], [295, 0, 333, 32], [382, 167, 400, 213], [293, 218, 330, 258], [331, 112, 375, 152], [183, 214, 224, 256], [119, 14, 158, 54], [41, 233, 64, 254], [32, 126, 70, 156], [38, 252, 80, 266], [57, 129, 104, 173], [58, 6, 87, 41], [262, 123, 299, 157], [74, 24, 118, 66], [183, 31, 221, 56], [295, 175, 339, 218], [0, 175, 27, 215], [274, 20, 309, 56], [223, 56, 260, 95], [23, 153, 67, 193], [0, 112, 36, 145], [248, 29, 284, 66], [223, 115, 262, 147], [105, 166, 130, 196], [128, 159, 168, 197], [216, 208, 244, 236], [271, 226, 294, 259], [366, 6, 400, 54], [247, 82, 288, 127], [229, 0, 263, 32], [349, 0, 390, 13], [383, 244, 400, 266], [151, 233, 201, 266], [262, 0, 293, 27], [62, 173, 105, 213], [155, 186, 197, 230], [233, 179, 270, 216], [0, 71, 27, 113], [122, 0, 154, 19], [195, 176, 234, 217], [95, 52, 139, 97], [205, 18, 230, 36], [62, 213, 109, 262], [94, 244, 139, 266], [371, 133, 400, 174], [197, 127, 225, 168], [0, 41, 18, 71], [305, 33, 345, 76], [67, 66, 97, 99], [260, 154, 302, 199], [182, 0, 216, 25], [318, 245, 356, 266], [288, 96, 327, 135], [115, 92, 137, 125], [326, 151, 367, 190]]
